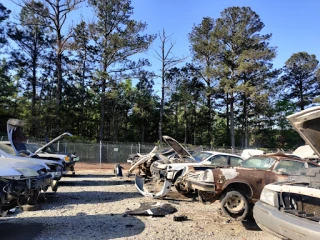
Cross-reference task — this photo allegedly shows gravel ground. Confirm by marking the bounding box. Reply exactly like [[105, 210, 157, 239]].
[[1, 168, 281, 240]]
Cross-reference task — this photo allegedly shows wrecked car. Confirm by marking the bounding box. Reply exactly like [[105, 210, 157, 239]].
[[132, 135, 244, 198], [253, 168, 320, 240], [0, 143, 63, 192], [0, 157, 52, 214], [128, 136, 197, 177], [7, 119, 79, 175], [180, 152, 319, 220], [253, 106, 320, 239], [127, 148, 175, 165]]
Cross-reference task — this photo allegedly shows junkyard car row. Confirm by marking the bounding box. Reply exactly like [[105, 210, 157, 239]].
[[0, 119, 80, 215], [3, 107, 320, 240], [128, 106, 320, 240]]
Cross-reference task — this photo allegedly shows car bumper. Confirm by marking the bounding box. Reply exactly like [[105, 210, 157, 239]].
[[28, 174, 53, 190], [135, 175, 172, 198], [253, 201, 320, 240]]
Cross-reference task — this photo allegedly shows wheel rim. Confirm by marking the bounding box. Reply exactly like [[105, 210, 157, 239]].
[[224, 194, 245, 213]]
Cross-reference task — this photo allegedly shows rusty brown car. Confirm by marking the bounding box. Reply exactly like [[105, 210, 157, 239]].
[[180, 152, 319, 220]]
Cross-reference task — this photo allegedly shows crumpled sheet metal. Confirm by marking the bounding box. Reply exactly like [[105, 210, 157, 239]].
[[135, 175, 172, 198], [126, 202, 177, 217], [128, 146, 158, 173]]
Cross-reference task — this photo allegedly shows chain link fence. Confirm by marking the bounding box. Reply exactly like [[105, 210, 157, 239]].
[[0, 136, 295, 164]]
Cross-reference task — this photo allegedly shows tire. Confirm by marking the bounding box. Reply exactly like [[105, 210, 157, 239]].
[[51, 180, 59, 192], [198, 191, 217, 204], [174, 177, 197, 198], [220, 190, 249, 220]]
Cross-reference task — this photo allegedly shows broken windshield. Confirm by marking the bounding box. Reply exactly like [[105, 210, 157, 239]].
[[240, 156, 276, 170]]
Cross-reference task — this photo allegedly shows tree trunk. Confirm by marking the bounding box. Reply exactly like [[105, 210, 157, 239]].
[[99, 79, 106, 141], [230, 90, 235, 153]]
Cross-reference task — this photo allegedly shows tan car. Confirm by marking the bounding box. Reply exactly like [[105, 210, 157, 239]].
[[180, 152, 319, 220]]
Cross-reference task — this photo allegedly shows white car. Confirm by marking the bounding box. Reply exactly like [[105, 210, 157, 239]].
[[7, 119, 79, 175], [0, 143, 63, 192], [253, 106, 320, 239], [0, 157, 53, 213]]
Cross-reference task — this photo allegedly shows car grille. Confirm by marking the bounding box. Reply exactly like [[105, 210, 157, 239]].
[[282, 193, 320, 222]]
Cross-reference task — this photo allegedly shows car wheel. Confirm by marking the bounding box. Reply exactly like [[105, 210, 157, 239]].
[[198, 190, 217, 204], [51, 180, 59, 192], [174, 177, 196, 198], [220, 190, 249, 220]]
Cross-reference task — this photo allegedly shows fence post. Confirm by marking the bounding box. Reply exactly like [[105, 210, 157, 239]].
[[100, 141, 102, 169], [138, 143, 140, 153], [57, 141, 60, 151]]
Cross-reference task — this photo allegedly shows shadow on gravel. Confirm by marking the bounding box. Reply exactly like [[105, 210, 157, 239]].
[[63, 174, 118, 178], [58, 179, 134, 187], [241, 220, 262, 231], [4, 214, 145, 239], [41, 191, 141, 205], [0, 221, 44, 240]]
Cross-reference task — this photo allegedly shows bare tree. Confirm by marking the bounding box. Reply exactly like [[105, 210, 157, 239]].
[[155, 29, 186, 142]]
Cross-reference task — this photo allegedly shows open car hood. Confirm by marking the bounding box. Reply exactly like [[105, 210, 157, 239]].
[[287, 106, 320, 158], [162, 135, 192, 158], [7, 118, 72, 156], [34, 132, 72, 154]]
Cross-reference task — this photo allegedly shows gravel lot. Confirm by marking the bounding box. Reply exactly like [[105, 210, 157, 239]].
[[1, 166, 281, 240]]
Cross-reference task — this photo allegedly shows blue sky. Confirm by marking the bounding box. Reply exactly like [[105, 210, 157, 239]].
[[4, 0, 320, 90]]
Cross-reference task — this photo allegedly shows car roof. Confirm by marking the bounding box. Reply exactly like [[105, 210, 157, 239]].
[[200, 151, 244, 158]]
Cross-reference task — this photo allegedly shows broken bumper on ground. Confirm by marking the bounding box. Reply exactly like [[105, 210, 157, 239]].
[[135, 175, 172, 198]]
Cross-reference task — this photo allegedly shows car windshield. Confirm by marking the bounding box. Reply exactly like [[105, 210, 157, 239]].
[[0, 143, 16, 155], [240, 156, 277, 170], [191, 152, 214, 162], [25, 143, 55, 154]]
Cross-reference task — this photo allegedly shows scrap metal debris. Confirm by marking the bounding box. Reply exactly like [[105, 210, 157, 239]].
[[114, 163, 124, 177], [126, 202, 177, 217], [173, 215, 188, 221]]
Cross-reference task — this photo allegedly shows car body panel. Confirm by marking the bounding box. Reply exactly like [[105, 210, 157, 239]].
[[0, 143, 63, 180], [253, 172, 320, 240], [254, 201, 320, 240], [34, 132, 72, 155], [287, 106, 320, 159], [0, 166, 23, 179], [162, 135, 192, 158]]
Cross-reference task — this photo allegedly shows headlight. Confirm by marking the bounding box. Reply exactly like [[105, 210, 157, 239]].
[[15, 168, 39, 177], [198, 170, 214, 182], [46, 164, 63, 172], [260, 188, 279, 207], [64, 156, 70, 162]]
